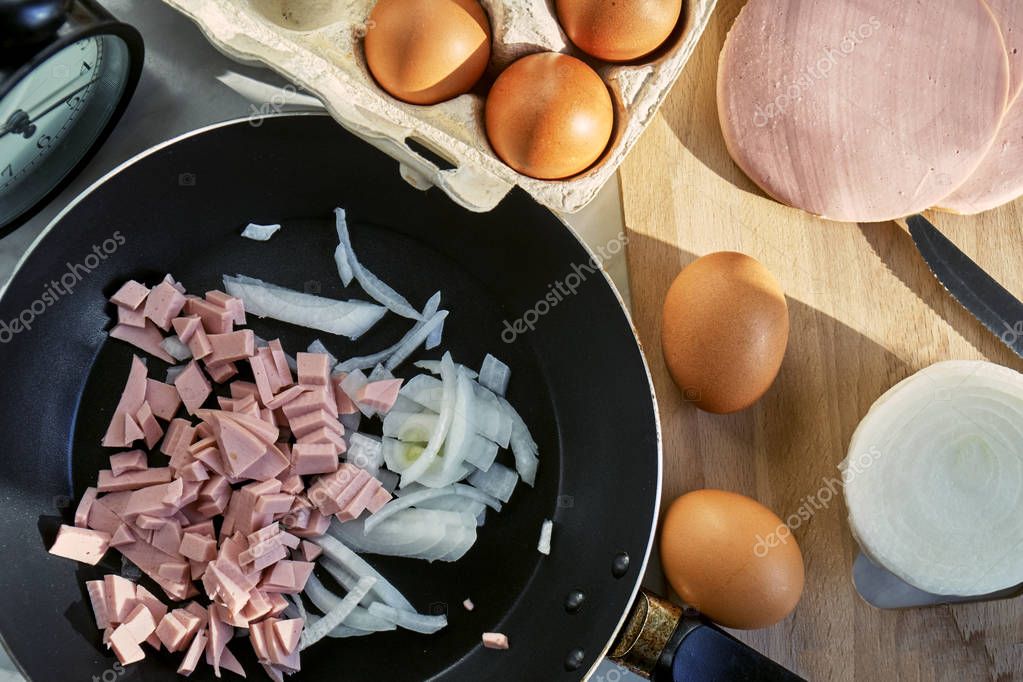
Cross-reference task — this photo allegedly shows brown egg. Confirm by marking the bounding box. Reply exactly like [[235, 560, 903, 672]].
[[660, 490, 805, 629], [661, 252, 788, 414], [364, 0, 491, 105], [484, 52, 613, 180], [555, 0, 683, 62]]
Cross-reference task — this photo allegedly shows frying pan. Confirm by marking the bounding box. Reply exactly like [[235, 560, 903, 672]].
[[0, 113, 800, 681]]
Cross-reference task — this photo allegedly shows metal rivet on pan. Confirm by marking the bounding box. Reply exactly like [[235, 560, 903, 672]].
[[564, 590, 586, 613], [612, 552, 630, 578], [564, 648, 586, 671]]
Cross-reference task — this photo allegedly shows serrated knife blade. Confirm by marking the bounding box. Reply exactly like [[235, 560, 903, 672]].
[[907, 215, 1023, 359]]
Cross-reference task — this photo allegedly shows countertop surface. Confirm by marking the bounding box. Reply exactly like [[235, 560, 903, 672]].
[[0, 1, 639, 680]]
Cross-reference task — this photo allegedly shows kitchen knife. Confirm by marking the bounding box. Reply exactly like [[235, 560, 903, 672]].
[[907, 215, 1023, 359]]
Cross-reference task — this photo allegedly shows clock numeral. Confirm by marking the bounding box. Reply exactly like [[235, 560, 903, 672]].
[[81, 61, 92, 74], [1, 164, 11, 178], [36, 135, 52, 150]]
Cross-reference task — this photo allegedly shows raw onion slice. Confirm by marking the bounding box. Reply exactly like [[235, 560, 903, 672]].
[[537, 519, 553, 555], [319, 558, 376, 608], [497, 395, 539, 487], [384, 310, 447, 372], [223, 274, 386, 339], [417, 496, 487, 521], [368, 603, 447, 634], [300, 576, 376, 651], [843, 361, 1023, 596], [469, 462, 519, 503], [399, 353, 457, 487], [304, 574, 396, 632], [332, 304, 445, 375], [241, 223, 281, 241], [400, 375, 444, 410], [332, 509, 475, 562], [160, 336, 192, 362], [425, 316, 444, 350], [478, 354, 511, 396], [314, 534, 415, 612], [334, 208, 423, 320], [382, 411, 437, 442], [434, 371, 476, 484], [414, 360, 478, 379], [327, 625, 373, 639], [365, 484, 502, 534]]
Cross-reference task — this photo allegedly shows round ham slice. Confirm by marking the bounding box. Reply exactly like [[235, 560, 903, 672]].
[[988, 0, 1023, 101], [938, 0, 1023, 214], [717, 0, 1010, 222]]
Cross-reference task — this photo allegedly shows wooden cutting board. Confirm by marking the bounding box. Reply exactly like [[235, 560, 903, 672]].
[[620, 1, 1023, 679]]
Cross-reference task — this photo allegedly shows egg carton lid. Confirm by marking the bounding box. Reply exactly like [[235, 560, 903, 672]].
[[161, 0, 717, 214]]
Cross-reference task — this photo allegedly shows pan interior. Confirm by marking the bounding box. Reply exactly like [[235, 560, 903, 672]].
[[0, 114, 659, 682]]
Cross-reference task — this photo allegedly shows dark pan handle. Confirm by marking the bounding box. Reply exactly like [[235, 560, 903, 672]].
[[609, 590, 805, 681]]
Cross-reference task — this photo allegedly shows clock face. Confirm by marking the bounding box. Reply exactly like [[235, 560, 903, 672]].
[[0, 34, 132, 229]]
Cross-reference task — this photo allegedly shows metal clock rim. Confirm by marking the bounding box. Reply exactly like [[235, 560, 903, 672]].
[[0, 7, 144, 239]]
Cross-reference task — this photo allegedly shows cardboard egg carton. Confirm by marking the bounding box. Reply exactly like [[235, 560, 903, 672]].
[[162, 0, 717, 213]]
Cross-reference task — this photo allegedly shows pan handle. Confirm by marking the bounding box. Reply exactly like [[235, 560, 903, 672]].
[[609, 590, 804, 681]]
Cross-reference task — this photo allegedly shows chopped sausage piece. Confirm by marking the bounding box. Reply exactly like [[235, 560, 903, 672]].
[[186, 326, 213, 361], [96, 466, 172, 492], [204, 359, 238, 384], [144, 379, 182, 421], [482, 632, 509, 650], [122, 603, 157, 643], [171, 315, 202, 344], [109, 624, 146, 665], [74, 487, 99, 527], [356, 379, 403, 414], [179, 532, 218, 562], [155, 611, 191, 652], [135, 402, 164, 449], [292, 443, 340, 476], [110, 280, 150, 311], [86, 579, 109, 628], [267, 340, 294, 387], [176, 628, 208, 676], [205, 290, 247, 325], [110, 450, 148, 477], [184, 297, 234, 335], [104, 574, 137, 623], [48, 525, 110, 565], [110, 524, 135, 547], [102, 356, 149, 448], [299, 540, 322, 562], [144, 281, 187, 331], [117, 304, 147, 328], [174, 361, 212, 415], [297, 352, 331, 387], [110, 322, 176, 363]]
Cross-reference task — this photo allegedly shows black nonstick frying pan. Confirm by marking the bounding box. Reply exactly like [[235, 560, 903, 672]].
[[0, 113, 800, 681]]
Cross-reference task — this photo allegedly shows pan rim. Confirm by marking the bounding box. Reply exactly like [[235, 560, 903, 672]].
[[0, 111, 663, 681]]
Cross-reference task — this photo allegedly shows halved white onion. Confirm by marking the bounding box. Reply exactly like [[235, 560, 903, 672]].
[[843, 361, 1023, 596]]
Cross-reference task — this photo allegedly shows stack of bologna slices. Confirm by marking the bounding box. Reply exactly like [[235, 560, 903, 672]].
[[47, 208, 540, 679], [717, 0, 1023, 221]]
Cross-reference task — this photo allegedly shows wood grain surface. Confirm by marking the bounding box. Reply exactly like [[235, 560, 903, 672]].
[[619, 1, 1023, 680]]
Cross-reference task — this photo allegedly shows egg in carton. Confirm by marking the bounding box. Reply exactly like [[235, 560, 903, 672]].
[[162, 0, 718, 213]]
